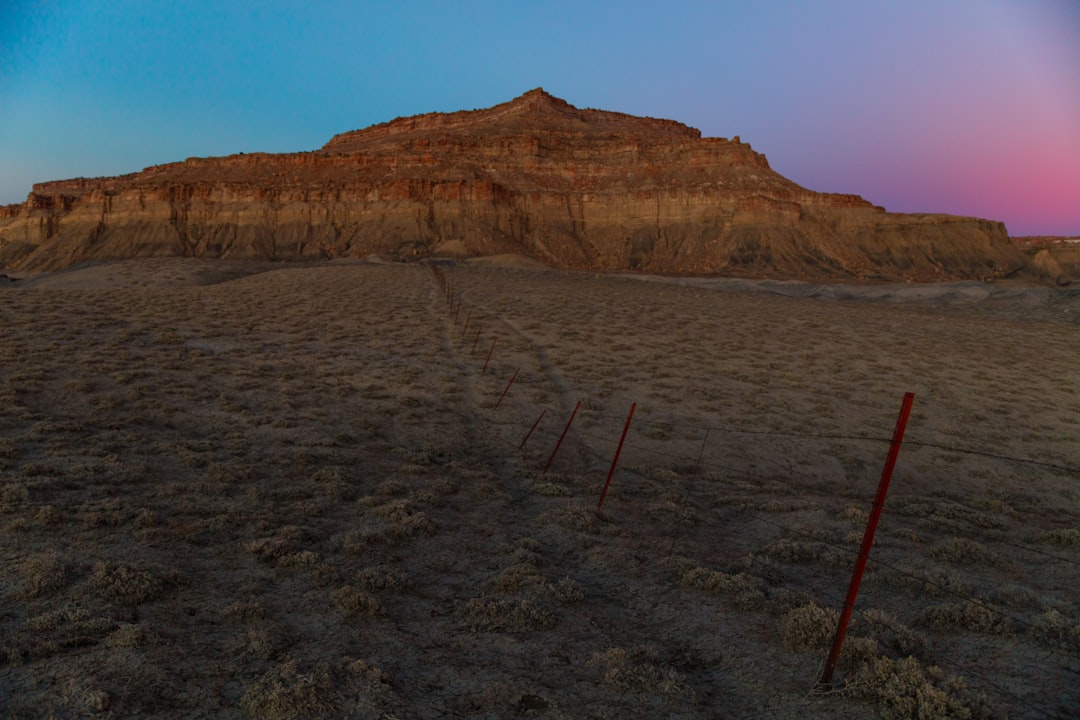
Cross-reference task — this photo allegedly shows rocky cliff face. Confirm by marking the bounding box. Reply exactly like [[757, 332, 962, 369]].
[[0, 88, 1027, 280]]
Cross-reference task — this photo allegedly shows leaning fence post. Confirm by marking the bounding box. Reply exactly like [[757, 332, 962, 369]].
[[597, 403, 636, 511], [817, 391, 915, 688], [544, 401, 581, 472], [494, 368, 519, 409], [482, 336, 498, 373], [519, 408, 548, 450]]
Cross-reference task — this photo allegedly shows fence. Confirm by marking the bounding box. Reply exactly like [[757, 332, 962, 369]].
[[431, 265, 1080, 718]]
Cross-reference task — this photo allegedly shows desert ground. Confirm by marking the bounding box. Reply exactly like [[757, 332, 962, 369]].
[[0, 258, 1077, 719]]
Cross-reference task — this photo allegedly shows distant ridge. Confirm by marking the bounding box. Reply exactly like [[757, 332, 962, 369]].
[[0, 88, 1036, 281]]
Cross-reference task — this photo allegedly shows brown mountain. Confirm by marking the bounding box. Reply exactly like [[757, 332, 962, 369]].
[[0, 88, 1029, 280]]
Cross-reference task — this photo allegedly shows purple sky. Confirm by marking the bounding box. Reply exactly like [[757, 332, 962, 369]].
[[1, 0, 1077, 236]]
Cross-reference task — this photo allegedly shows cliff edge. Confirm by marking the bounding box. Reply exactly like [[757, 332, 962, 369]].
[[0, 89, 1027, 280]]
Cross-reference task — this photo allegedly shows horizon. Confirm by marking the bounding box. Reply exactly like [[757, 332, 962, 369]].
[[1, 1, 1078, 237]]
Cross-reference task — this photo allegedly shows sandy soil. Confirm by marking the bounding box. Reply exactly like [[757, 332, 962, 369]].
[[1, 258, 1077, 719]]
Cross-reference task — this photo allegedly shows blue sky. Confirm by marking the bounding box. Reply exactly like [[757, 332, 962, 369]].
[[1, 0, 1077, 236]]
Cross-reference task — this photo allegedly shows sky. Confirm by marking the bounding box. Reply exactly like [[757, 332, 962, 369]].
[[1, 0, 1077, 237]]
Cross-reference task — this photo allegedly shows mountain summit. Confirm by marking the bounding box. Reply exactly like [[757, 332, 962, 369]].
[[0, 89, 1025, 279]]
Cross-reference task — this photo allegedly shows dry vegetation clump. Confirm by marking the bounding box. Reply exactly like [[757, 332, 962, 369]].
[[89, 560, 180, 605], [860, 608, 928, 659], [1034, 527, 1080, 547], [244, 525, 310, 564], [586, 646, 693, 697], [104, 621, 158, 648], [929, 537, 1002, 566], [241, 657, 394, 719], [342, 497, 436, 551], [1030, 608, 1080, 651], [849, 656, 977, 720], [680, 565, 767, 610], [8, 605, 118, 666], [353, 567, 408, 592], [240, 660, 336, 716], [763, 537, 848, 566], [546, 575, 585, 603], [17, 550, 70, 598], [0, 437, 16, 459], [0, 481, 29, 512], [461, 597, 556, 632], [917, 601, 1013, 635], [330, 584, 381, 616], [782, 602, 840, 651]]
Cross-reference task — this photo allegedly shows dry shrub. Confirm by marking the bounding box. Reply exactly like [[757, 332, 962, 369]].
[[343, 500, 435, 551], [78, 499, 127, 529], [0, 437, 16, 459], [11, 606, 116, 666], [242, 660, 337, 719], [233, 622, 285, 662], [355, 567, 406, 592], [57, 680, 112, 716], [331, 585, 381, 616], [764, 537, 846, 566], [225, 600, 266, 623], [782, 602, 838, 651], [375, 478, 410, 497], [90, 561, 177, 605], [242, 658, 393, 719], [462, 597, 555, 632], [586, 646, 692, 696], [105, 622, 156, 648], [929, 537, 997, 566], [850, 656, 971, 720], [531, 480, 573, 496], [1031, 608, 1080, 651], [277, 550, 320, 569], [28, 605, 116, 638], [245, 526, 307, 563], [33, 504, 62, 526], [890, 497, 1004, 531], [312, 467, 353, 499], [680, 566, 766, 610], [19, 550, 69, 598], [0, 482, 29, 512], [132, 507, 160, 529], [918, 601, 1011, 635], [495, 563, 544, 592], [1034, 528, 1080, 547], [987, 584, 1044, 611], [861, 609, 927, 658], [839, 505, 869, 522], [547, 576, 585, 603]]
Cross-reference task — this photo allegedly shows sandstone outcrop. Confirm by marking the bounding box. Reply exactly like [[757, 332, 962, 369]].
[[0, 88, 1028, 280], [1012, 237, 1080, 285]]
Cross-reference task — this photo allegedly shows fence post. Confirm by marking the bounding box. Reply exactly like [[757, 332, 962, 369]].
[[471, 324, 483, 353], [519, 408, 548, 450], [817, 391, 915, 688], [482, 337, 498, 373], [597, 403, 636, 511], [494, 368, 519, 409], [545, 401, 581, 472], [693, 427, 711, 475]]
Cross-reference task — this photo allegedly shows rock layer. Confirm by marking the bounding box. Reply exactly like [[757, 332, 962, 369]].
[[0, 89, 1027, 279]]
